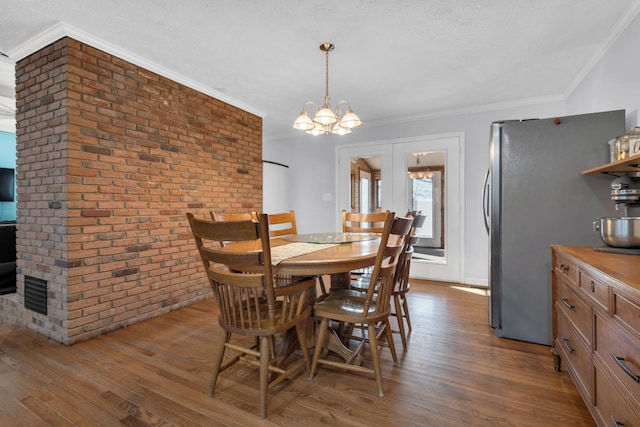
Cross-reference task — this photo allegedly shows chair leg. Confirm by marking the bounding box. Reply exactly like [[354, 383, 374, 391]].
[[309, 317, 329, 379], [393, 294, 408, 351], [368, 322, 384, 398], [383, 318, 398, 365], [402, 294, 412, 332], [209, 330, 230, 396], [259, 335, 270, 419], [295, 322, 312, 371]]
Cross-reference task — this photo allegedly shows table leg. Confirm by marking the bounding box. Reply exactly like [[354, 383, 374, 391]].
[[329, 272, 351, 290], [324, 326, 363, 366]]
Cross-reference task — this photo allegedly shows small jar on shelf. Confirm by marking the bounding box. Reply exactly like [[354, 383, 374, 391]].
[[615, 127, 640, 160]]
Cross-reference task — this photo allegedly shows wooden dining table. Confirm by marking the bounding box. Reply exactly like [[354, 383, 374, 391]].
[[219, 232, 380, 277], [219, 232, 382, 363]]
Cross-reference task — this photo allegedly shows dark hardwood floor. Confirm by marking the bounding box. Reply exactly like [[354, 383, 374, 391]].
[[0, 280, 594, 426]]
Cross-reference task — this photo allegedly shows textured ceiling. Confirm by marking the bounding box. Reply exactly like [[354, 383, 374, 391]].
[[1, 0, 639, 140]]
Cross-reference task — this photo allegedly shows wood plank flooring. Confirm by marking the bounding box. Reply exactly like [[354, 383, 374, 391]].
[[0, 280, 594, 426]]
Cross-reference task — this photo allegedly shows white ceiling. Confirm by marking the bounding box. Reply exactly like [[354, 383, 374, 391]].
[[1, 0, 639, 140]]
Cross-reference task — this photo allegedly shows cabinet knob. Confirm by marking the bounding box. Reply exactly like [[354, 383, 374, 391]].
[[562, 338, 575, 353], [562, 298, 575, 311], [612, 353, 640, 383], [611, 415, 625, 426]]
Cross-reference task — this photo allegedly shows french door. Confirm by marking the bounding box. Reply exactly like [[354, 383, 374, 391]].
[[337, 133, 463, 283]]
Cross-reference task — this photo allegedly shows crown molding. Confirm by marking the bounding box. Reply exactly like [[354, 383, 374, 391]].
[[7, 22, 265, 118]]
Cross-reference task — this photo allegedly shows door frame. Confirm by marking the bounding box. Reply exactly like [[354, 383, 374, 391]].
[[336, 132, 465, 283]]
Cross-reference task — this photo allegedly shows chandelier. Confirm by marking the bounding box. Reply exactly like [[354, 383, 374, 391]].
[[408, 170, 434, 180], [409, 153, 433, 179], [292, 43, 362, 136]]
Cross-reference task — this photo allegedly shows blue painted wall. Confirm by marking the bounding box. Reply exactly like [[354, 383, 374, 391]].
[[0, 131, 16, 221]]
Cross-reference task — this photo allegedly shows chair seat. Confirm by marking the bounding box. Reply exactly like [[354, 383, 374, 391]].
[[329, 288, 378, 301], [313, 293, 385, 324]]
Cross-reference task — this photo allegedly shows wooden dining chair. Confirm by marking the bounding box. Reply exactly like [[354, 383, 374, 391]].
[[390, 212, 426, 351], [342, 210, 390, 233], [341, 213, 415, 350], [186, 212, 316, 419], [267, 210, 297, 238], [339, 210, 391, 283], [309, 214, 413, 398]]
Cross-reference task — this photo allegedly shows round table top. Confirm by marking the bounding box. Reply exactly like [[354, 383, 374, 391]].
[[221, 234, 380, 276]]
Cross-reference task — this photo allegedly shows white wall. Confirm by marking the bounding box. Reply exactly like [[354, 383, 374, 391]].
[[262, 161, 290, 214], [264, 12, 640, 285], [566, 13, 640, 129], [264, 138, 336, 234]]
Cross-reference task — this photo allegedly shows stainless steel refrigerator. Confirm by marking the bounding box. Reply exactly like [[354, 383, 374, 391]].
[[483, 110, 625, 345]]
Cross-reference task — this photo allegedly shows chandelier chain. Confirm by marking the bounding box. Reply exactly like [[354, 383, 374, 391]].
[[325, 48, 330, 101]]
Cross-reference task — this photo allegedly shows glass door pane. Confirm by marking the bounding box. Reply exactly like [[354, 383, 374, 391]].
[[412, 176, 433, 237], [349, 156, 381, 214], [407, 151, 445, 260]]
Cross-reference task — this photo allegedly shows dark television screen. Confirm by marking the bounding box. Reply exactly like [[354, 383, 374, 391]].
[[0, 168, 15, 201]]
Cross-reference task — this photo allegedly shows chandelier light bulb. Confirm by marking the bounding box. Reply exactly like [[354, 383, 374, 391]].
[[331, 122, 352, 135], [315, 103, 337, 125], [292, 109, 315, 130], [306, 122, 325, 136], [339, 106, 362, 129]]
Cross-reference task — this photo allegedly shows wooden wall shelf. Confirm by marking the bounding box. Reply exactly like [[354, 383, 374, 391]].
[[581, 154, 640, 175]]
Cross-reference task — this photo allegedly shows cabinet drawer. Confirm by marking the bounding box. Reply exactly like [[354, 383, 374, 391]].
[[579, 270, 610, 313], [555, 308, 592, 401], [594, 311, 640, 409], [594, 363, 640, 427], [556, 279, 592, 346], [613, 289, 640, 338], [553, 251, 578, 286]]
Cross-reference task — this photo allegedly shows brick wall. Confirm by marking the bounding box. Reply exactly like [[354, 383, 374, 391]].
[[12, 37, 262, 344]]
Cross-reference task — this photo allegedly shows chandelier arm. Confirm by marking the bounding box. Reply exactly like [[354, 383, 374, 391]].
[[303, 101, 317, 114], [334, 100, 350, 118]]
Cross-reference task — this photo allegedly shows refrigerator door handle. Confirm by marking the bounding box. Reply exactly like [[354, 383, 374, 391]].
[[482, 169, 490, 234]]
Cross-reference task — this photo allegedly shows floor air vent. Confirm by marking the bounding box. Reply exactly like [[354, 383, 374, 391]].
[[24, 276, 47, 314]]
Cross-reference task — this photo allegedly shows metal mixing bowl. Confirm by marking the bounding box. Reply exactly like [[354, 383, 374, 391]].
[[594, 217, 640, 248]]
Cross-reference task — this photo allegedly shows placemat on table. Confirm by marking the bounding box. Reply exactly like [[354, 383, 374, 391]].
[[270, 242, 338, 265]]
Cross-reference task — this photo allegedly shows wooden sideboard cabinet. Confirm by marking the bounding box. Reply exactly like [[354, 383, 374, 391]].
[[551, 246, 640, 426]]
